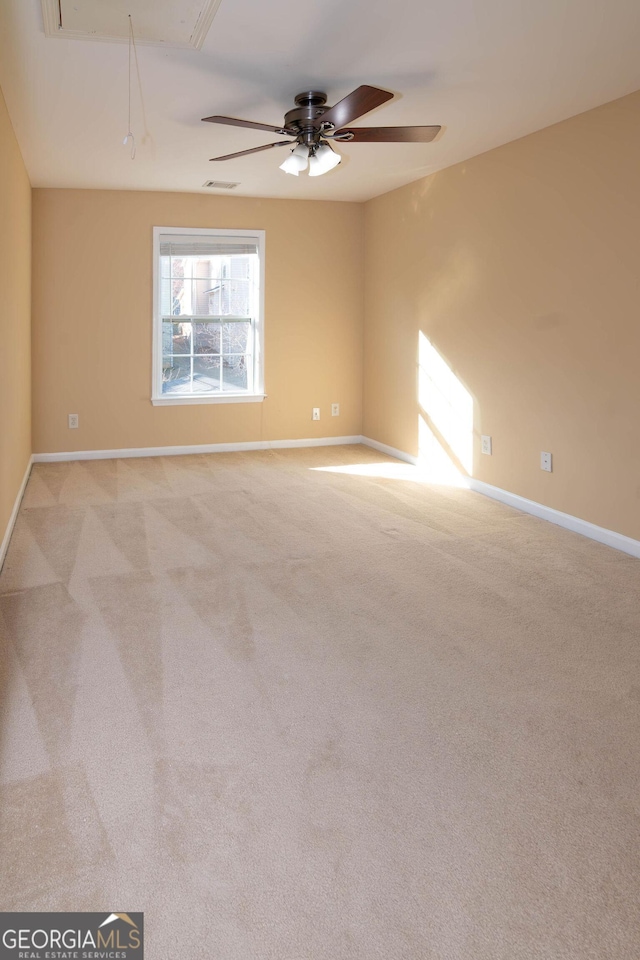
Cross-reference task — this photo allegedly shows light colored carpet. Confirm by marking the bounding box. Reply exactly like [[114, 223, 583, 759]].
[[1, 444, 639, 959]]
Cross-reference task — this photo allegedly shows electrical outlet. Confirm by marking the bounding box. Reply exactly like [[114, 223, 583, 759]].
[[312, 408, 320, 421], [481, 435, 492, 455], [68, 414, 79, 429], [541, 451, 552, 472], [331, 403, 340, 417]]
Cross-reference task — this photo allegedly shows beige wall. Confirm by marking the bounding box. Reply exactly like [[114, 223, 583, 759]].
[[0, 85, 31, 548], [364, 90, 640, 540], [32, 190, 363, 453], [28, 91, 640, 541]]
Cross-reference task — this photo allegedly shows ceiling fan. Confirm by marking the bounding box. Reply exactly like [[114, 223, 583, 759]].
[[202, 85, 441, 177]]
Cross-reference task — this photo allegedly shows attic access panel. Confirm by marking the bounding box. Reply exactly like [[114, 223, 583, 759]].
[[42, 0, 222, 49]]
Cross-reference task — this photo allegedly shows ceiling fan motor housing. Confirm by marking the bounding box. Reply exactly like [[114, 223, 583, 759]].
[[284, 91, 330, 144]]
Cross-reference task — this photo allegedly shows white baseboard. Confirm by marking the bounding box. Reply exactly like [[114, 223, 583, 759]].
[[362, 435, 639, 559], [360, 436, 419, 465], [469, 479, 640, 559], [0, 456, 33, 572], [31, 435, 364, 463]]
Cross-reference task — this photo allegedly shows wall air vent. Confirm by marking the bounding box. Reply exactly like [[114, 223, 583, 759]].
[[203, 181, 240, 190], [42, 0, 223, 50]]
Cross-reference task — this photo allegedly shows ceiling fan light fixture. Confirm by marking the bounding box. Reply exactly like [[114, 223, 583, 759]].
[[308, 142, 341, 177], [279, 143, 309, 175]]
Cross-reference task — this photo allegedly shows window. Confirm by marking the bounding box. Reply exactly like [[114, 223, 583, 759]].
[[152, 227, 265, 404]]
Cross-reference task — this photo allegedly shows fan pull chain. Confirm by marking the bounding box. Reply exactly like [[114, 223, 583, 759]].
[[123, 14, 137, 159]]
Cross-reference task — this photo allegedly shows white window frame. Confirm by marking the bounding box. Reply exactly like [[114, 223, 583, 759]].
[[152, 226, 266, 405]]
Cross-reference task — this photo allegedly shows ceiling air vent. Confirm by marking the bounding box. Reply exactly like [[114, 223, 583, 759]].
[[203, 181, 240, 190]]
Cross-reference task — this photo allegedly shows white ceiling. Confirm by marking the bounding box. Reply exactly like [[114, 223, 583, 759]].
[[1, 0, 639, 202]]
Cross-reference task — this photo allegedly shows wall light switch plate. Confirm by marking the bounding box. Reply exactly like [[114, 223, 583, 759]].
[[541, 451, 552, 472], [481, 435, 492, 455], [312, 408, 320, 421]]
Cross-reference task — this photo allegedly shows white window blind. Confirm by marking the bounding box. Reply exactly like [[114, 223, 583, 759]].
[[159, 235, 259, 258]]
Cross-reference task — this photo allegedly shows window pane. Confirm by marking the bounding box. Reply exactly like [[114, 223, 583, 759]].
[[163, 321, 191, 354], [205, 278, 251, 316], [160, 277, 172, 315], [222, 356, 249, 392], [162, 321, 172, 357], [222, 322, 250, 355], [162, 356, 191, 393], [193, 356, 221, 392], [169, 257, 187, 278], [193, 323, 221, 355], [170, 279, 187, 315]]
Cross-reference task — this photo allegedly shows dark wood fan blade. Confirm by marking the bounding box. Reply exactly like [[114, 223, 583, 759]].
[[318, 85, 394, 131], [202, 115, 292, 135], [210, 141, 293, 161], [338, 125, 441, 143]]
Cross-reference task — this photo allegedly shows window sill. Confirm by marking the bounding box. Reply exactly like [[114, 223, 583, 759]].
[[152, 393, 266, 406]]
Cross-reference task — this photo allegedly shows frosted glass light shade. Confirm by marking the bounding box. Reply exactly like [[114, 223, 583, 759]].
[[279, 143, 309, 175], [308, 143, 341, 176]]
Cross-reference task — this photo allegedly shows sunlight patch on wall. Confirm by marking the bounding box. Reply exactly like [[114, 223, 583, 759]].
[[417, 414, 468, 486], [418, 332, 473, 482]]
